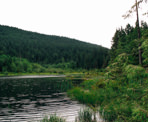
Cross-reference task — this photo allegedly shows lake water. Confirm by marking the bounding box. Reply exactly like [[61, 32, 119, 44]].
[[0, 75, 85, 122]]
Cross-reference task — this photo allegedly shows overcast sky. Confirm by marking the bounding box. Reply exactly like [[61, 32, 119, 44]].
[[0, 0, 147, 48]]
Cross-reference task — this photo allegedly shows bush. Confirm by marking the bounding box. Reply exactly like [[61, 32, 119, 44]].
[[124, 64, 146, 83], [131, 107, 148, 122], [141, 39, 148, 65], [105, 53, 129, 79]]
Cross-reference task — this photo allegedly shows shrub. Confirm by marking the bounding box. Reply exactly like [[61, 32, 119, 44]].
[[131, 107, 148, 122], [105, 53, 129, 79], [141, 39, 148, 65], [124, 64, 146, 83]]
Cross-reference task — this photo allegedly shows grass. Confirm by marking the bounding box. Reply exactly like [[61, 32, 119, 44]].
[[41, 114, 65, 122], [0, 68, 88, 77], [41, 109, 98, 122], [68, 67, 148, 122], [75, 108, 96, 122]]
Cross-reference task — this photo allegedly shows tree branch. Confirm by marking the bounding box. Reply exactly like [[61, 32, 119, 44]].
[[122, 0, 147, 19]]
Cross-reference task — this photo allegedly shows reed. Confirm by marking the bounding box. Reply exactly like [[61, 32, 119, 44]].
[[41, 114, 65, 122], [75, 108, 97, 122]]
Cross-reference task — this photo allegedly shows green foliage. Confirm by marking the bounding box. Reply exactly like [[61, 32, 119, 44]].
[[0, 54, 11, 72], [141, 39, 148, 65], [41, 115, 65, 122], [68, 69, 148, 122], [49, 61, 76, 69], [105, 53, 129, 79], [75, 108, 95, 122], [68, 87, 99, 106], [32, 63, 45, 73], [110, 22, 148, 65], [0, 54, 46, 73], [114, 53, 129, 64], [41, 109, 98, 122], [0, 54, 86, 75], [0, 25, 109, 69], [80, 79, 98, 90], [103, 19, 148, 122], [131, 107, 148, 122], [67, 21, 148, 122], [124, 64, 146, 82]]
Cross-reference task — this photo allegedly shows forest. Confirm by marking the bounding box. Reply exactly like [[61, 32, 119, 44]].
[[0, 25, 109, 73], [110, 21, 148, 65], [1, 0, 148, 122], [68, 21, 148, 122]]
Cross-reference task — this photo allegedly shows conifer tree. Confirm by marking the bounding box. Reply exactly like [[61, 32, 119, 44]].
[[123, 0, 147, 65]]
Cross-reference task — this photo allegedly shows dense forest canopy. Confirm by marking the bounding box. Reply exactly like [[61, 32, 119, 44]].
[[110, 21, 148, 65], [0, 25, 109, 72]]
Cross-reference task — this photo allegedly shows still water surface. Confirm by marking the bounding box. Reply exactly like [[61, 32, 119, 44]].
[[0, 76, 84, 122]]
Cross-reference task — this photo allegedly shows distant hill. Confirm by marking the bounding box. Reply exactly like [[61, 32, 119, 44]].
[[0, 25, 109, 69]]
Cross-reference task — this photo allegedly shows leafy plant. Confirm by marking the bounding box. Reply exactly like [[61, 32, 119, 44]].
[[105, 53, 129, 79], [141, 39, 148, 65], [124, 64, 146, 83]]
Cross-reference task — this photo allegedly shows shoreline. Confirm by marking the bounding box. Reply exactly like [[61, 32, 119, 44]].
[[0, 74, 66, 79]]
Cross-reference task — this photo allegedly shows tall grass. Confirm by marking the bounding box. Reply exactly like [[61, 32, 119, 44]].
[[68, 67, 148, 122], [41, 114, 65, 122], [41, 109, 98, 122], [75, 108, 96, 122]]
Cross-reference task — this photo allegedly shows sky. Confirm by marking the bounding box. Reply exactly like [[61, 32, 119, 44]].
[[0, 0, 148, 48]]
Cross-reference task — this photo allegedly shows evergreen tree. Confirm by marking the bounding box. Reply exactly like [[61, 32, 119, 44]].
[[122, 0, 148, 65]]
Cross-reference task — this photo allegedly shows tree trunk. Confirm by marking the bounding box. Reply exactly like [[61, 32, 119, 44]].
[[135, 0, 142, 65]]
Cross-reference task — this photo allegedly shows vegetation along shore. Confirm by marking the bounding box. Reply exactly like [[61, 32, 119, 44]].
[[1, 12, 148, 122]]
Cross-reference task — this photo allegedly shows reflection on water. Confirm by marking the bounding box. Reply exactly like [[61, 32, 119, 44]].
[[0, 76, 84, 122]]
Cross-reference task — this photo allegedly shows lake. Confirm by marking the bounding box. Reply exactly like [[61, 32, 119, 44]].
[[0, 75, 84, 122]]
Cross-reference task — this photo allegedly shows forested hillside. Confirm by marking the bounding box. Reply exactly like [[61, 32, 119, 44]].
[[0, 25, 109, 72]]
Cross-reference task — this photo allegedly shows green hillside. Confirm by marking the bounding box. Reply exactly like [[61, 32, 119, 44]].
[[0, 25, 109, 72]]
